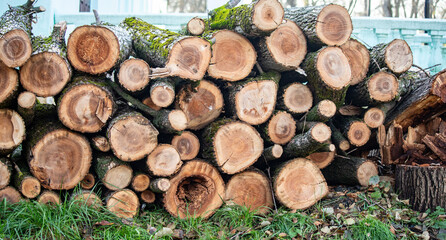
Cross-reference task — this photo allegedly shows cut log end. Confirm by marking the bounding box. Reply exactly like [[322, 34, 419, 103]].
[[364, 108, 385, 128], [81, 173, 95, 189], [0, 109, 26, 155], [207, 30, 256, 81], [67, 26, 120, 74], [150, 178, 171, 193], [38, 191, 61, 205], [317, 47, 352, 90], [118, 58, 150, 92], [166, 37, 211, 80], [225, 170, 273, 215], [384, 39, 413, 74], [271, 144, 283, 158], [0, 63, 18, 105], [20, 52, 71, 97], [171, 131, 200, 160], [141, 190, 156, 203], [311, 123, 332, 143], [0, 187, 22, 203], [91, 135, 111, 152], [357, 160, 378, 186], [147, 144, 182, 177], [340, 39, 370, 85], [347, 121, 371, 147], [131, 173, 150, 192], [307, 150, 335, 169], [72, 191, 103, 207], [432, 70, 446, 103], [283, 83, 313, 114], [316, 100, 336, 119], [151, 84, 175, 108], [168, 110, 188, 131], [187, 17, 206, 36], [315, 4, 352, 46], [338, 139, 351, 151], [0, 29, 32, 68], [107, 189, 140, 218], [268, 111, 296, 145], [235, 80, 278, 125], [18, 91, 36, 109], [266, 20, 306, 70], [274, 158, 328, 210], [252, 0, 284, 32], [0, 160, 11, 189], [368, 72, 398, 102], [29, 129, 92, 190], [103, 165, 133, 190], [20, 176, 41, 199], [214, 122, 263, 174], [164, 160, 225, 219]]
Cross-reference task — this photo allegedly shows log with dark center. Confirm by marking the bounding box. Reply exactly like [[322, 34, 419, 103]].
[[131, 172, 150, 192], [107, 111, 159, 162], [38, 190, 61, 205], [0, 186, 22, 203], [20, 21, 72, 97], [57, 75, 115, 133], [117, 58, 150, 92], [363, 107, 385, 128], [171, 131, 200, 160], [322, 156, 378, 186], [346, 71, 398, 106], [204, 30, 256, 82], [305, 100, 336, 122], [106, 189, 140, 218], [17, 91, 36, 126], [202, 119, 264, 174], [0, 109, 26, 155], [122, 17, 211, 80], [260, 111, 296, 145], [146, 144, 182, 177], [277, 82, 313, 114], [13, 161, 41, 199], [95, 153, 133, 191], [163, 160, 225, 219], [141, 190, 156, 203], [340, 39, 370, 85], [0, 62, 19, 108], [0, 158, 12, 189], [149, 78, 175, 108], [274, 158, 328, 210], [369, 39, 413, 75], [225, 170, 273, 214], [256, 20, 307, 72], [284, 4, 352, 47], [80, 173, 95, 190], [176, 80, 223, 130], [284, 122, 331, 158]]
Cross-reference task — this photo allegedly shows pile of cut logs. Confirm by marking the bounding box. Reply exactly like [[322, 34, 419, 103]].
[[0, 0, 445, 218]]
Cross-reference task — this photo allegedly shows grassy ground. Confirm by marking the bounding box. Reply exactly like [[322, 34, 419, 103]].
[[1, 180, 445, 240]]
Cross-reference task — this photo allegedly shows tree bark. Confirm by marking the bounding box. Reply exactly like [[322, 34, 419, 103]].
[[346, 71, 398, 106], [284, 122, 331, 158], [95, 153, 133, 191], [146, 144, 182, 177], [0, 62, 19, 108], [321, 156, 378, 186], [117, 58, 150, 92], [0, 109, 26, 156], [340, 39, 370, 85], [106, 189, 140, 218], [329, 121, 350, 151], [305, 100, 336, 122], [260, 111, 296, 145], [369, 39, 413, 75], [262, 144, 283, 162], [171, 131, 200, 160]]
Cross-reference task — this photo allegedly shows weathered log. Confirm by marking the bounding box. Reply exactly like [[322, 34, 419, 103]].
[[95, 153, 133, 190], [117, 58, 150, 92], [171, 131, 200, 160], [20, 21, 72, 97], [340, 39, 370, 85], [107, 111, 159, 162], [260, 111, 296, 145], [305, 100, 336, 122], [106, 189, 140, 218], [395, 165, 446, 212], [176, 80, 223, 130], [149, 78, 175, 108], [334, 116, 371, 147], [131, 172, 150, 192], [146, 144, 182, 177], [122, 17, 211, 80], [328, 121, 350, 151], [225, 71, 280, 125], [163, 160, 225, 219], [13, 161, 41, 199], [57, 75, 116, 133], [277, 82, 313, 115], [432, 69, 446, 102], [284, 4, 352, 47], [208, 0, 284, 38], [0, 109, 26, 156], [202, 119, 263, 174], [255, 20, 307, 72], [369, 39, 413, 75], [91, 135, 111, 152], [0, 186, 22, 203], [204, 30, 256, 81], [140, 190, 156, 204], [26, 120, 92, 190], [302, 46, 351, 106], [38, 190, 61, 205], [274, 158, 328, 210], [321, 156, 378, 186], [71, 190, 102, 208], [149, 178, 171, 193], [363, 107, 385, 128], [0, 158, 12, 189], [0, 62, 19, 108], [17, 91, 36, 126], [80, 173, 95, 190], [225, 169, 273, 214], [284, 122, 331, 158], [0, 0, 45, 67], [262, 144, 283, 162], [422, 133, 446, 162]]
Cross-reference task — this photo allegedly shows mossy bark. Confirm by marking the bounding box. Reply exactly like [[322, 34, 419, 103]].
[[12, 160, 41, 199]]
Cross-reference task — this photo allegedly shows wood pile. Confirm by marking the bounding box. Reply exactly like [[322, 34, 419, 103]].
[[0, 0, 444, 217]]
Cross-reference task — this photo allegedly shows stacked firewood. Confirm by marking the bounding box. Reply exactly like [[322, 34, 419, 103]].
[[0, 0, 444, 218]]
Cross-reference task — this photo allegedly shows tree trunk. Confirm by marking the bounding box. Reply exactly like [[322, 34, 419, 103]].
[[117, 58, 150, 92], [0, 0, 45, 67], [141, 190, 156, 203], [150, 178, 171, 193], [0, 158, 12, 189], [26, 120, 92, 190], [17, 91, 36, 126], [262, 144, 283, 162], [57, 75, 116, 133], [305, 100, 336, 122], [0, 186, 22, 203], [260, 111, 296, 145], [277, 82, 313, 114], [71, 190, 102, 208], [91, 135, 111, 152], [13, 161, 41, 199], [369, 39, 413, 75], [346, 71, 399, 106], [163, 160, 225, 219], [284, 122, 331, 158], [0, 62, 19, 108], [334, 116, 371, 147], [225, 169, 273, 214], [95, 153, 133, 191], [107, 111, 159, 162], [176, 80, 224, 130], [321, 156, 378, 186], [284, 4, 352, 48], [255, 20, 307, 72], [201, 119, 263, 174], [274, 158, 328, 209], [146, 144, 182, 177], [395, 165, 446, 212], [329, 121, 350, 151], [340, 39, 370, 85], [208, 0, 284, 38], [225, 71, 280, 125], [171, 131, 200, 160], [131, 172, 150, 192], [37, 190, 61, 205], [302, 46, 351, 106], [149, 78, 176, 108], [122, 17, 211, 80], [20, 21, 72, 97], [106, 189, 140, 218], [0, 109, 26, 156], [67, 23, 132, 75], [203, 30, 256, 81], [363, 107, 385, 128], [80, 173, 95, 190]]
